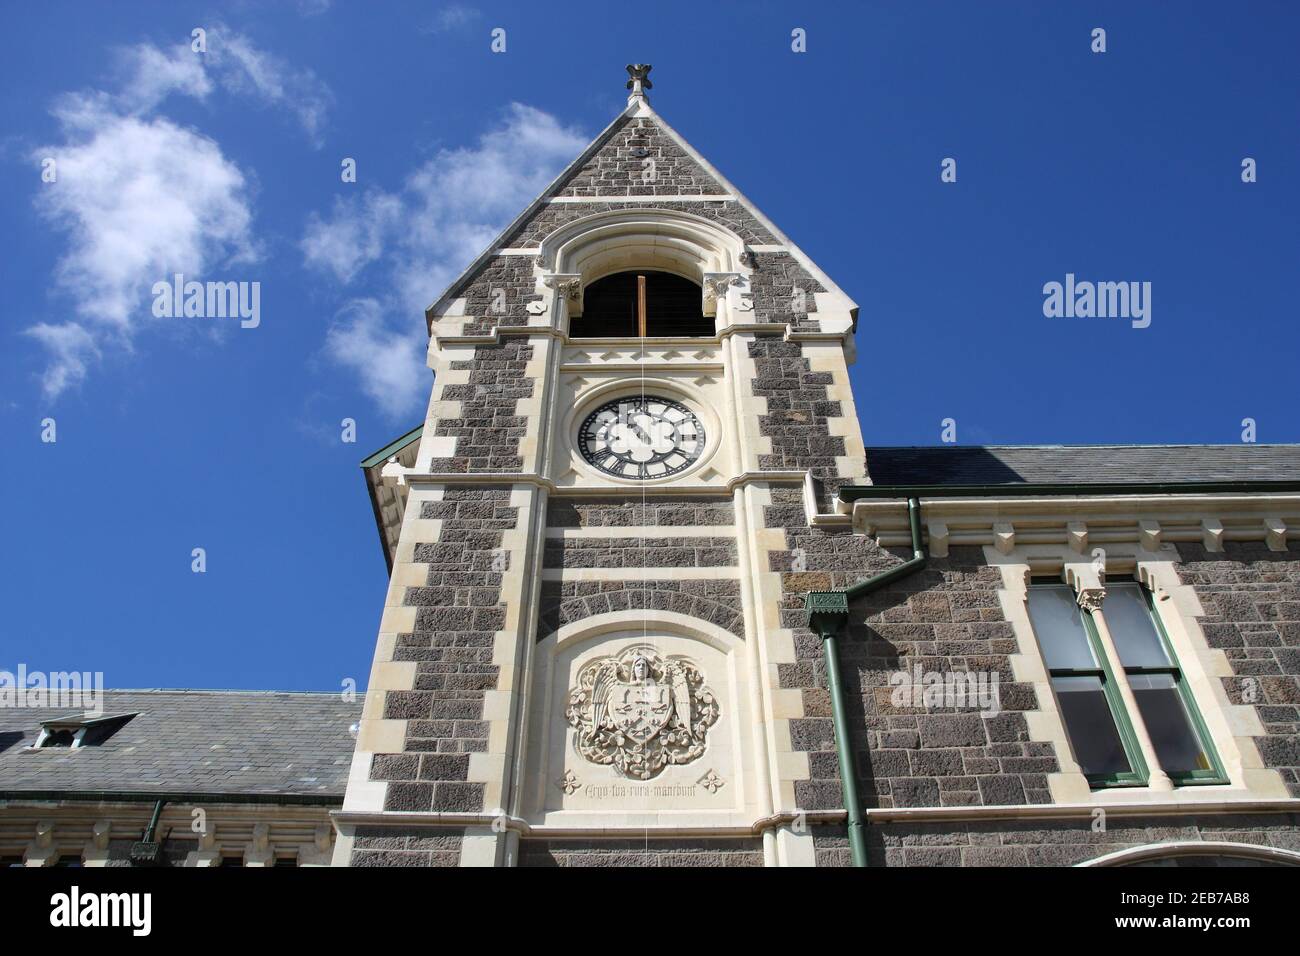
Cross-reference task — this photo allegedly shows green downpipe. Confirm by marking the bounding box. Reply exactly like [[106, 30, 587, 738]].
[[141, 799, 166, 843], [807, 496, 927, 868], [819, 626, 866, 866]]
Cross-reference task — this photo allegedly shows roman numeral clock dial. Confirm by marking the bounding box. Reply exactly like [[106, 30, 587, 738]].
[[578, 397, 705, 480]]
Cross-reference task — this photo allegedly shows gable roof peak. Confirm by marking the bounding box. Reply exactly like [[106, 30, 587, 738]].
[[426, 68, 858, 328]]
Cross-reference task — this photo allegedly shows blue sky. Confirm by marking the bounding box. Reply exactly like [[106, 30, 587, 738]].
[[2, 1, 1296, 692]]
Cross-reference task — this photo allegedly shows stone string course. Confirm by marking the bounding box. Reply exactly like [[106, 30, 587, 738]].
[[812, 814, 1300, 867]]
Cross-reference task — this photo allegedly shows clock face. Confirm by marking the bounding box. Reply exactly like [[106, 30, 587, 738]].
[[578, 396, 706, 480]]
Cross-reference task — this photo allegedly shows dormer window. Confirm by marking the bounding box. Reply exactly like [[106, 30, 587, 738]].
[[570, 270, 713, 338], [32, 712, 136, 749]]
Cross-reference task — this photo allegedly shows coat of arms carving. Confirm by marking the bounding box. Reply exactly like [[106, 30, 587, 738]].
[[565, 646, 719, 780]]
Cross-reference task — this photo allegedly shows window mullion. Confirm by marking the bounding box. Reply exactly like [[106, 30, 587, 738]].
[[1077, 590, 1170, 790]]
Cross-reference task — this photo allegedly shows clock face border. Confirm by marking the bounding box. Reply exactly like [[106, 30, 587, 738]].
[[576, 395, 707, 481]]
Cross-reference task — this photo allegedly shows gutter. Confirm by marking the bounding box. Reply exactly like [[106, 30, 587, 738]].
[[802, 475, 1300, 869], [836, 479, 1300, 501]]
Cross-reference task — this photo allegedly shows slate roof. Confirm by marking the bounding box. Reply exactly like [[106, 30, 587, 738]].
[[863, 444, 1300, 487], [0, 690, 362, 801]]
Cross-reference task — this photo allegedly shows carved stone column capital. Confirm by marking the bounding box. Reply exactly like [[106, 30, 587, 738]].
[[542, 273, 583, 299], [702, 272, 744, 318], [701, 272, 742, 301], [1076, 587, 1106, 613]]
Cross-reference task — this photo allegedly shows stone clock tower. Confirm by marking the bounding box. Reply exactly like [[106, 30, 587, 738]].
[[335, 66, 867, 867]]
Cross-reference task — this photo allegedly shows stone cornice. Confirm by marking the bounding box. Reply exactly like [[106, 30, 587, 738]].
[[384, 468, 810, 496], [428, 320, 850, 354], [0, 802, 336, 865], [850, 494, 1300, 552]]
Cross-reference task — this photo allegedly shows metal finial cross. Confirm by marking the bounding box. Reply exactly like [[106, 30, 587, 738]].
[[625, 64, 653, 99]]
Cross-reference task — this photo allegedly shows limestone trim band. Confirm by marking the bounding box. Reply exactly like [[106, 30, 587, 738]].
[[331, 808, 846, 837], [381, 469, 810, 495], [336, 798, 1300, 835], [856, 797, 1300, 825], [546, 195, 738, 203], [427, 321, 852, 350]]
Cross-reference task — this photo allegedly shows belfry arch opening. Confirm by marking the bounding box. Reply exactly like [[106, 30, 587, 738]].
[[538, 209, 749, 340], [570, 270, 712, 338]]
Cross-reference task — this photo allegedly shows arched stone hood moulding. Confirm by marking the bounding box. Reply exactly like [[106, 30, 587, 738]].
[[537, 208, 748, 285]]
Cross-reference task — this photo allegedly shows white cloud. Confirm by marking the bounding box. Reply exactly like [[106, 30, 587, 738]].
[[30, 102, 255, 397], [23, 27, 334, 399], [422, 5, 480, 33], [301, 192, 403, 284], [324, 299, 427, 419], [23, 322, 101, 398], [392, 104, 586, 312], [205, 23, 333, 144], [114, 42, 212, 113], [109, 26, 330, 139], [303, 104, 587, 416]]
